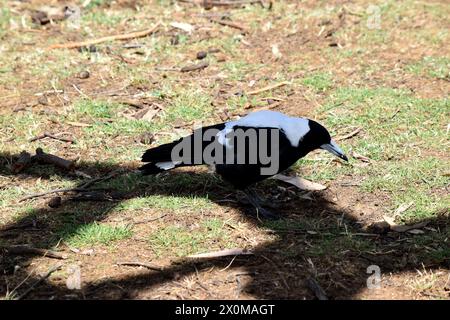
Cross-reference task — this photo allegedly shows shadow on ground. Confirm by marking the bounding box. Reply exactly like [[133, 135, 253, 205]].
[[0, 151, 448, 299]]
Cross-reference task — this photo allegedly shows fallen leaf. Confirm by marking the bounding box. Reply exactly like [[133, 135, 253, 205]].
[[393, 202, 414, 217], [170, 21, 195, 34], [271, 44, 282, 59], [139, 108, 159, 121], [67, 121, 91, 127], [383, 216, 428, 233], [272, 174, 327, 191]]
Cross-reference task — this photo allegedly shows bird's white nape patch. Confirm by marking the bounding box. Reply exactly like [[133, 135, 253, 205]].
[[155, 161, 180, 170], [216, 127, 234, 148], [218, 110, 310, 147]]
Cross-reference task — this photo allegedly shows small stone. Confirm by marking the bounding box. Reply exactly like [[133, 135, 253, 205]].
[[78, 71, 90, 79], [215, 53, 226, 62], [170, 35, 179, 45], [48, 196, 62, 208], [38, 95, 48, 105], [196, 51, 207, 60], [139, 132, 155, 145]]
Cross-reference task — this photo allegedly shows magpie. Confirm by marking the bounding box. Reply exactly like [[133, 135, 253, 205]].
[[140, 110, 348, 219]]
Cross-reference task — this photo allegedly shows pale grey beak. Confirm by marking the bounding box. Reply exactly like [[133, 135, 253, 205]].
[[320, 140, 348, 161]]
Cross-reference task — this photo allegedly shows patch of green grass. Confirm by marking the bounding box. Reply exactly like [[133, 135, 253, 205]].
[[148, 218, 232, 257], [406, 56, 449, 80], [60, 222, 133, 247], [73, 99, 121, 119], [263, 218, 309, 232], [82, 10, 126, 28], [307, 235, 375, 258], [0, 7, 11, 38], [302, 72, 333, 92], [161, 89, 213, 124], [84, 0, 114, 9], [117, 195, 212, 213], [311, 86, 449, 222]]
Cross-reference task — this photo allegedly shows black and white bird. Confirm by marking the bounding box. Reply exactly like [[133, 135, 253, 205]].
[[140, 110, 348, 218]]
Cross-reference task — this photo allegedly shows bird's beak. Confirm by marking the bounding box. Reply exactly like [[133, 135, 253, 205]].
[[320, 140, 348, 161]]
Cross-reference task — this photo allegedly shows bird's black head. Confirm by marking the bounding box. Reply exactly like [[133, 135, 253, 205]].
[[299, 119, 348, 161]]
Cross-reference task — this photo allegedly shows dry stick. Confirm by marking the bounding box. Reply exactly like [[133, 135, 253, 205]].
[[12, 151, 32, 173], [335, 127, 361, 141], [17, 264, 63, 300], [132, 214, 167, 225], [34, 148, 75, 171], [179, 0, 263, 7], [307, 277, 328, 300], [1, 245, 66, 260], [116, 261, 164, 272], [188, 248, 253, 259], [29, 132, 75, 143], [180, 61, 209, 72], [47, 21, 161, 50], [209, 18, 247, 32], [78, 169, 122, 189], [19, 187, 88, 202], [247, 81, 291, 95], [19, 169, 122, 202]]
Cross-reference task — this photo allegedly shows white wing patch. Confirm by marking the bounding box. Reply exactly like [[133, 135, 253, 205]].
[[155, 161, 180, 170], [216, 110, 310, 147]]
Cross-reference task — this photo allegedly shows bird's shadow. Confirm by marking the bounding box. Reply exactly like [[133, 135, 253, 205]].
[[0, 151, 448, 299]]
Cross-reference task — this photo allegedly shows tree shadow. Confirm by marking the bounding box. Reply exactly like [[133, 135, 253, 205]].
[[0, 151, 448, 299]]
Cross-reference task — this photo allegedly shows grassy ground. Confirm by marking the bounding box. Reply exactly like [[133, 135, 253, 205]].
[[0, 0, 449, 299]]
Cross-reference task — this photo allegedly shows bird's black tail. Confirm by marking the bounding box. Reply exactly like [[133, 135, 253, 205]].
[[140, 123, 226, 175], [139, 162, 165, 175], [140, 139, 182, 175]]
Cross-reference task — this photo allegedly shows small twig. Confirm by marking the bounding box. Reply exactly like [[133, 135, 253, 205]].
[[247, 81, 291, 95], [335, 127, 361, 141], [339, 232, 379, 237], [188, 248, 253, 259], [180, 61, 209, 72], [307, 277, 328, 300], [19, 169, 123, 202], [19, 187, 86, 202], [47, 21, 161, 50], [72, 84, 89, 99], [69, 191, 122, 202], [1, 245, 66, 260], [74, 170, 92, 179], [29, 132, 75, 144], [390, 108, 401, 119], [116, 261, 164, 272], [179, 0, 264, 7], [34, 148, 75, 171], [79, 169, 122, 189], [219, 255, 238, 272], [209, 18, 247, 33], [17, 264, 63, 300], [131, 214, 167, 225]]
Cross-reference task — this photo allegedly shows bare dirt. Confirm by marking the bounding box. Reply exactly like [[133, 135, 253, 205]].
[[0, 0, 449, 300]]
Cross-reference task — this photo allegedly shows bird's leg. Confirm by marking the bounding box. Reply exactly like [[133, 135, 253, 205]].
[[236, 190, 279, 209], [242, 188, 279, 220]]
